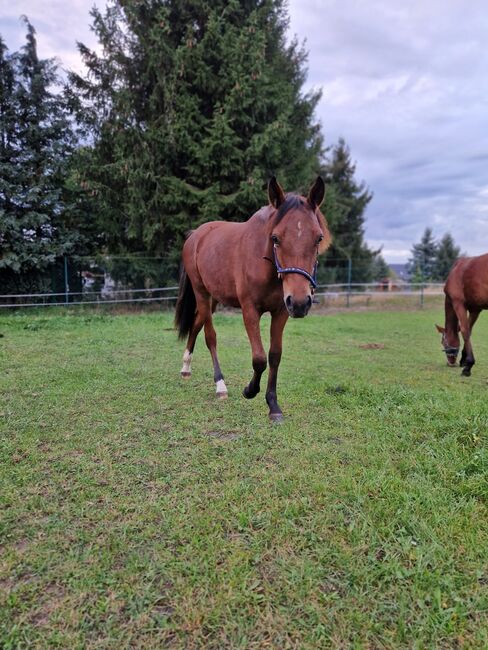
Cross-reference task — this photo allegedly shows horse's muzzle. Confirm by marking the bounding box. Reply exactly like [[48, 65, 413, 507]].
[[285, 295, 312, 318]]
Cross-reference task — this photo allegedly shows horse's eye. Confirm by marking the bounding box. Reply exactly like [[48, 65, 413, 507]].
[[317, 234, 324, 244], [271, 235, 279, 245]]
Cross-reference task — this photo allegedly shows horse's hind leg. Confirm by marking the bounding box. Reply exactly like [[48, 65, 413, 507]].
[[181, 294, 228, 398], [204, 313, 228, 399], [180, 291, 210, 379]]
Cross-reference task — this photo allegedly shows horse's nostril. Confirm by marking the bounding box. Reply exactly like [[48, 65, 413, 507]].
[[307, 295, 312, 308], [285, 295, 293, 309]]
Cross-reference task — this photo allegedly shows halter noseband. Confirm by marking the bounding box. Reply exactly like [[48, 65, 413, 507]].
[[264, 244, 318, 290], [443, 345, 459, 356]]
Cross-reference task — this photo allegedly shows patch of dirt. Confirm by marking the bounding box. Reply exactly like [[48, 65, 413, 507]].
[[203, 430, 241, 441], [320, 572, 347, 597], [325, 385, 348, 395], [29, 583, 66, 627], [327, 436, 344, 445], [13, 539, 29, 553], [0, 577, 14, 594], [152, 602, 175, 618], [359, 343, 386, 350]]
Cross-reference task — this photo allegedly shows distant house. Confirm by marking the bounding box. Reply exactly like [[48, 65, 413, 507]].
[[388, 263, 409, 281]]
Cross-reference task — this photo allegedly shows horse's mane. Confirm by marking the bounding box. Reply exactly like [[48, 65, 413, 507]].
[[275, 194, 307, 223]]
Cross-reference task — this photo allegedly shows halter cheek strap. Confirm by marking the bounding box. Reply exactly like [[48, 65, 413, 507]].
[[264, 244, 318, 290]]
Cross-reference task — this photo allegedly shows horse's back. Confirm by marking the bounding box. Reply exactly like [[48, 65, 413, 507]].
[[445, 254, 488, 308]]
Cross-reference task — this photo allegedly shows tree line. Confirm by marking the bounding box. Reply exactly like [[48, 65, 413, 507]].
[[0, 1, 386, 294], [0, 1, 463, 296], [408, 227, 462, 283]]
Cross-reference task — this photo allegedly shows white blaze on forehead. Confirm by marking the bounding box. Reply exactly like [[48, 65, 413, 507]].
[[297, 220, 302, 238]]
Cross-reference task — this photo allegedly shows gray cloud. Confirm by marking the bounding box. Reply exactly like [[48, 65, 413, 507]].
[[1, 1, 97, 73], [289, 0, 488, 261]]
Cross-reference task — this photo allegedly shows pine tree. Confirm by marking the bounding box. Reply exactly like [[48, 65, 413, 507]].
[[372, 253, 390, 282], [0, 19, 95, 295], [408, 227, 438, 282], [433, 233, 461, 281], [320, 138, 375, 283], [69, 0, 325, 285], [0, 37, 20, 285]]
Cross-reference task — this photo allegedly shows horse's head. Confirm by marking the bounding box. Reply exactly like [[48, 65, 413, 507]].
[[268, 176, 331, 318], [435, 323, 459, 366]]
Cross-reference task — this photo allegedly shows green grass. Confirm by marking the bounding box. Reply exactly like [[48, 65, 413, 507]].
[[1, 308, 487, 648]]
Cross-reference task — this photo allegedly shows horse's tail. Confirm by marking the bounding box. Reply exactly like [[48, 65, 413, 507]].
[[174, 263, 196, 341]]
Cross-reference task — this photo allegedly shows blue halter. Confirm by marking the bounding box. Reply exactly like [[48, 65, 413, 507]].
[[268, 244, 318, 290]]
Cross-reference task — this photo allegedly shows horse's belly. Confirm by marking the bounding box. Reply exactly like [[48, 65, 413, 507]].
[[200, 276, 240, 308], [213, 292, 241, 309]]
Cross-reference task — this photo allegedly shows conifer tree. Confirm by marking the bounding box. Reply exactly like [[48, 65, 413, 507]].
[[408, 227, 438, 282], [0, 19, 95, 294], [69, 0, 325, 284], [433, 233, 461, 281], [372, 253, 391, 282], [0, 37, 18, 283], [321, 138, 375, 283]]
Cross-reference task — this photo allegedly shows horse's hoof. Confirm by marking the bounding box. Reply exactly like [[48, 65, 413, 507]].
[[269, 412, 284, 424], [181, 372, 191, 379], [461, 368, 471, 377], [217, 391, 228, 400], [243, 386, 258, 399]]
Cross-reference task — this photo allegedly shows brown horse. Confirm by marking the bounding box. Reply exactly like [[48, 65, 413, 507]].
[[436, 253, 488, 376], [174, 176, 331, 421]]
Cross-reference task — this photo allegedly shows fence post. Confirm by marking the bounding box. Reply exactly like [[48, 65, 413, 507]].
[[420, 281, 424, 308], [346, 257, 352, 307], [64, 255, 69, 305]]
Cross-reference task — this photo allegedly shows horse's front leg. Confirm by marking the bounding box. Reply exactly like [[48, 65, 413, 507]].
[[266, 308, 289, 422], [454, 303, 479, 376], [241, 305, 266, 399]]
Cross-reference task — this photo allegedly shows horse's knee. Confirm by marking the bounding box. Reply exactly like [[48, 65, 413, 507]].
[[252, 356, 267, 374], [243, 356, 266, 399]]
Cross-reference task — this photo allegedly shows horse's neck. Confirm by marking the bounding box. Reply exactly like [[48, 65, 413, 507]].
[[445, 298, 458, 333], [248, 205, 274, 226]]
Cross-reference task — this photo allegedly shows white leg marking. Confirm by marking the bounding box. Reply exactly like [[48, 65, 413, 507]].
[[181, 349, 192, 378], [216, 379, 228, 399]]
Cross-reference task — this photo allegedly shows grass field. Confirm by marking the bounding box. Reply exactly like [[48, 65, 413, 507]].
[[1, 307, 487, 648]]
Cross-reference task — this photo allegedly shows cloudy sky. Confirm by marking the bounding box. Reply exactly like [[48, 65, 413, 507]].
[[2, 1, 488, 262]]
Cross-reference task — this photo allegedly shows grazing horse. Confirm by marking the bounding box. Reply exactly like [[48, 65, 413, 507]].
[[436, 253, 488, 376], [174, 177, 331, 421]]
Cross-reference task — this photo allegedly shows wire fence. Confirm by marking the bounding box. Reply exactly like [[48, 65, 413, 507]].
[[0, 282, 445, 310], [0, 255, 445, 310]]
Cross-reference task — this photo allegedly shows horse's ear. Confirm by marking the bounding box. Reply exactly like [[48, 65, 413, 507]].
[[268, 176, 285, 208], [435, 324, 445, 334], [308, 176, 325, 210]]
